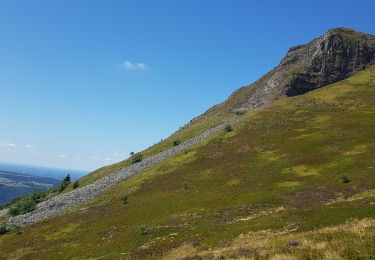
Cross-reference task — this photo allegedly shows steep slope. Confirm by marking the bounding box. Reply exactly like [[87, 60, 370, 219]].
[[74, 28, 375, 189], [6, 29, 375, 227], [1, 64, 374, 259]]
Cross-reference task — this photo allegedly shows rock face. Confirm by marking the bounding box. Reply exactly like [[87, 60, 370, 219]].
[[284, 28, 375, 96], [196, 28, 375, 116]]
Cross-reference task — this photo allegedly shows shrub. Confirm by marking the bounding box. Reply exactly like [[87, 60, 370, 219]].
[[8, 190, 47, 216], [9, 199, 36, 216], [0, 225, 7, 235], [10, 224, 22, 235], [131, 154, 143, 164], [122, 195, 129, 204], [224, 125, 233, 132], [173, 140, 182, 146], [235, 111, 246, 116], [183, 182, 188, 190], [140, 225, 148, 235], [130, 151, 135, 156], [340, 174, 351, 183], [73, 181, 79, 189]]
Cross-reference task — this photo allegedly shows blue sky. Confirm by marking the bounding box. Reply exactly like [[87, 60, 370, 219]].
[[0, 0, 374, 171]]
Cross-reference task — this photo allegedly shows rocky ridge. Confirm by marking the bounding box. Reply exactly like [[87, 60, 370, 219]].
[[188, 28, 375, 123]]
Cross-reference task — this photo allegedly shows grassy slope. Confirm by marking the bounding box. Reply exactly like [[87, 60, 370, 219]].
[[1, 66, 375, 259], [70, 110, 231, 189]]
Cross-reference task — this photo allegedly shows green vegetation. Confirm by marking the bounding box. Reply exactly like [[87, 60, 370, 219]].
[[140, 225, 148, 235], [0, 66, 374, 258], [8, 190, 46, 216], [57, 174, 71, 192], [340, 174, 351, 183], [284, 65, 304, 77], [73, 181, 79, 189], [224, 124, 233, 132], [131, 154, 143, 164], [122, 195, 129, 204], [75, 112, 230, 188], [0, 225, 7, 235], [235, 110, 246, 116], [173, 140, 182, 146]]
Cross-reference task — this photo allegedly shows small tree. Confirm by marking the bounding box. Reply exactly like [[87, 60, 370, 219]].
[[130, 151, 135, 156], [224, 125, 233, 132], [58, 174, 72, 192], [64, 174, 71, 182]]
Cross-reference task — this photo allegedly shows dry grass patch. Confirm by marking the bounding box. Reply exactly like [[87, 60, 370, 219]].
[[166, 218, 375, 260], [284, 165, 319, 177]]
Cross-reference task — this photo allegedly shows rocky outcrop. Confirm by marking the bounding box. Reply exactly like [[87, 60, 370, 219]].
[[284, 28, 375, 96], [7, 119, 236, 226], [191, 28, 375, 118]]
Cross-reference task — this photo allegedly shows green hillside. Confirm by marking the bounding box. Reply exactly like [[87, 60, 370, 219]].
[[1, 66, 375, 259]]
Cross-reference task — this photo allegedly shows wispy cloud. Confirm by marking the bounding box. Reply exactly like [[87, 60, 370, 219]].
[[0, 141, 18, 149], [58, 154, 67, 158], [121, 60, 149, 70], [0, 140, 39, 155]]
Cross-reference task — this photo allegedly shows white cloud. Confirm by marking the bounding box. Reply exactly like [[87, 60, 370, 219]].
[[137, 62, 149, 70], [58, 154, 67, 158], [122, 60, 135, 70], [121, 60, 149, 71]]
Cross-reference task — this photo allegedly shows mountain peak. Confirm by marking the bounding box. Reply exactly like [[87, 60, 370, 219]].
[[197, 28, 375, 118]]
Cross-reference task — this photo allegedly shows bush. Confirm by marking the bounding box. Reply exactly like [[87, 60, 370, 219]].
[[173, 140, 182, 146], [224, 125, 233, 132], [0, 225, 7, 235], [73, 181, 79, 189], [9, 198, 36, 216], [235, 111, 246, 116], [10, 224, 22, 235], [122, 195, 129, 204], [140, 225, 148, 235], [131, 154, 143, 164], [8, 190, 47, 216], [340, 174, 351, 183]]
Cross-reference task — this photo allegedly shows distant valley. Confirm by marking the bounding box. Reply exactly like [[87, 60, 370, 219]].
[[0, 163, 86, 205]]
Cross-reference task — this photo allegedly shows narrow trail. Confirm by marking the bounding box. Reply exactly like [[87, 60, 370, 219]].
[[7, 119, 236, 226]]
